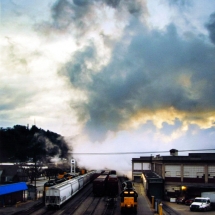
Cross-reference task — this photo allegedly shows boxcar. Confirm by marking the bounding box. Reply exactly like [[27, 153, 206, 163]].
[[110, 170, 117, 175], [107, 174, 118, 197], [92, 170, 104, 181], [93, 175, 108, 196], [102, 170, 110, 176]]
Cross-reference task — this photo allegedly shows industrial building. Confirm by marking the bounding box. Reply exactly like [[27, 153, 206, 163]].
[[132, 149, 215, 200]]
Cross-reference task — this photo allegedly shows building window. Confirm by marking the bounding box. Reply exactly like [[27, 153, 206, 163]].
[[184, 166, 204, 178], [134, 163, 142, 170], [208, 166, 215, 178], [165, 165, 181, 177], [165, 171, 171, 177]]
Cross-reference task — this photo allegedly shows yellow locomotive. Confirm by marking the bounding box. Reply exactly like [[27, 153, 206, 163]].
[[120, 181, 138, 213]]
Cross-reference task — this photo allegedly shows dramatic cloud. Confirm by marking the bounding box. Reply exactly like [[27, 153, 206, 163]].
[[1, 0, 215, 176], [206, 12, 215, 45], [59, 20, 215, 140]]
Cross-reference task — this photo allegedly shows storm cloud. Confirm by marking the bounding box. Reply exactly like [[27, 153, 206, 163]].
[[1, 0, 215, 151], [59, 16, 215, 140], [206, 12, 215, 45]]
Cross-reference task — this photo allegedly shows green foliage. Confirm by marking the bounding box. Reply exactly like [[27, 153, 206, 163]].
[[0, 125, 70, 163]]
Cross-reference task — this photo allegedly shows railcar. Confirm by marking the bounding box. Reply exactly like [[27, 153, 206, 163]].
[[43, 177, 68, 192], [45, 170, 95, 208], [107, 174, 118, 197], [92, 170, 104, 181], [44, 180, 56, 192], [110, 170, 117, 175], [63, 173, 73, 180], [93, 175, 108, 196], [120, 183, 138, 212], [102, 170, 110, 176]]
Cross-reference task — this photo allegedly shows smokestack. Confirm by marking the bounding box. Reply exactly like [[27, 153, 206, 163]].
[[170, 149, 178, 156]]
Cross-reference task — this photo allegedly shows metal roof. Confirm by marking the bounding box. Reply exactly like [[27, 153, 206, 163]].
[[0, 182, 27, 195]]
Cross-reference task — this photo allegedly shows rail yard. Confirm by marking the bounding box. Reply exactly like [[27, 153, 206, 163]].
[[1, 169, 215, 215], [2, 170, 154, 215]]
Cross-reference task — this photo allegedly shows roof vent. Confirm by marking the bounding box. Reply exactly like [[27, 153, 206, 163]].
[[170, 149, 178, 156]]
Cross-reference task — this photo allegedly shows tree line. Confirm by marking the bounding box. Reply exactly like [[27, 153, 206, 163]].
[[0, 125, 70, 163]]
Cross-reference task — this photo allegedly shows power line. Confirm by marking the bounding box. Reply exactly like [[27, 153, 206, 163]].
[[70, 148, 215, 155]]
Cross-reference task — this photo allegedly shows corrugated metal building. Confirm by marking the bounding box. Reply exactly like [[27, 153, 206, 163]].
[[132, 149, 215, 200], [0, 182, 27, 206]]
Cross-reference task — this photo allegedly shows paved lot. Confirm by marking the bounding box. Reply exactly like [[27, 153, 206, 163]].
[[163, 201, 215, 215]]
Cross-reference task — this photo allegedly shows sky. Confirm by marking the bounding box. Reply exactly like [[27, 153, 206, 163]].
[[1, 0, 215, 177]]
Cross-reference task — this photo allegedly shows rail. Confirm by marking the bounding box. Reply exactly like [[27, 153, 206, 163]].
[[162, 203, 181, 215]]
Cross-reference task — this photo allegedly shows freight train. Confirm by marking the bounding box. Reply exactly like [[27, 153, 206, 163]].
[[45, 170, 96, 208], [120, 180, 138, 212], [44, 175, 74, 192], [93, 170, 118, 197]]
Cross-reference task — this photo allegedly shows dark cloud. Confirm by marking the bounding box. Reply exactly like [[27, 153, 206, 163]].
[[36, 0, 145, 37], [59, 19, 215, 140], [62, 44, 97, 87], [73, 0, 89, 6], [206, 12, 215, 45], [166, 0, 190, 7], [105, 0, 121, 8], [51, 0, 89, 30]]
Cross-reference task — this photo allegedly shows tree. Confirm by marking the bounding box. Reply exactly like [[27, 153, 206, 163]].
[[0, 125, 70, 163]]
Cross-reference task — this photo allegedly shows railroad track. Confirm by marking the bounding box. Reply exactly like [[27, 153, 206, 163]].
[[162, 203, 181, 215], [12, 177, 129, 215], [102, 197, 117, 215], [12, 201, 44, 215], [82, 197, 102, 215], [13, 183, 93, 215], [49, 186, 92, 215]]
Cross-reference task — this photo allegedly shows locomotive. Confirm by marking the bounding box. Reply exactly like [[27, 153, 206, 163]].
[[120, 180, 138, 212]]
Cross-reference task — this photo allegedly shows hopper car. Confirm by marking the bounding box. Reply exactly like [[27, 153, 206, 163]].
[[44, 172, 77, 192], [45, 170, 95, 208]]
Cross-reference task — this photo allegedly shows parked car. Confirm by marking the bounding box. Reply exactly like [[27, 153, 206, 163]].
[[176, 196, 187, 204], [185, 198, 195, 205]]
